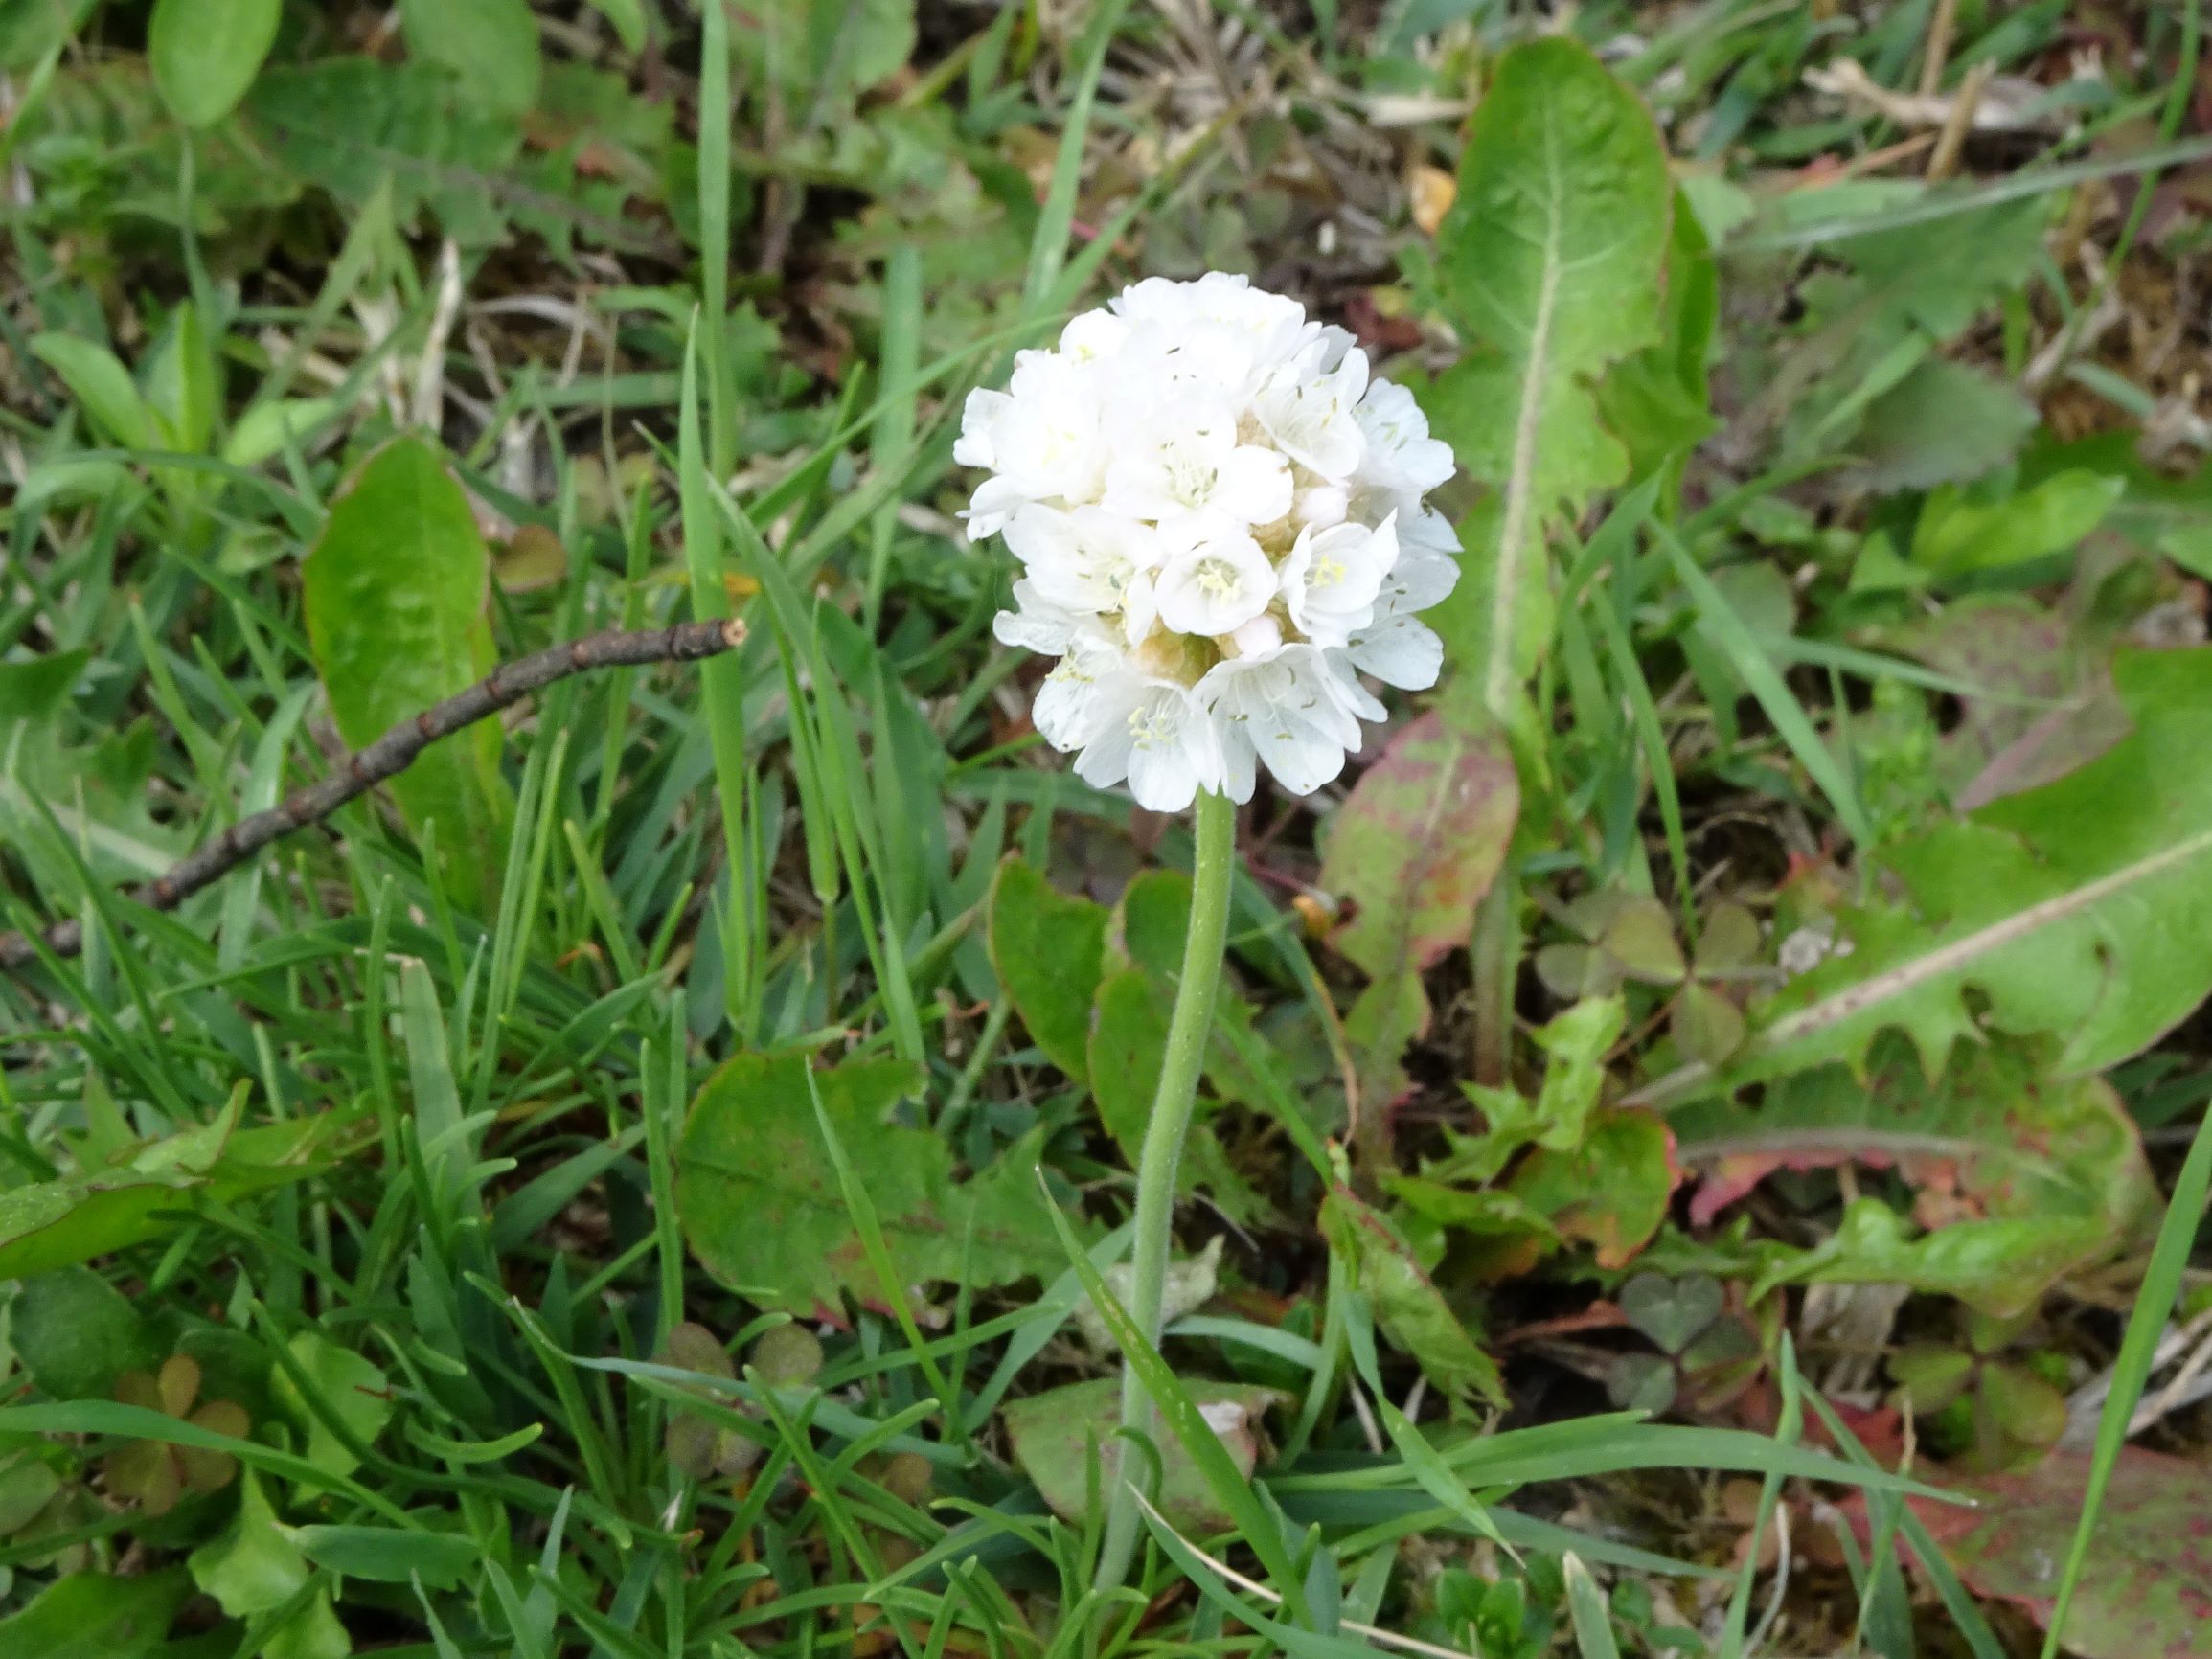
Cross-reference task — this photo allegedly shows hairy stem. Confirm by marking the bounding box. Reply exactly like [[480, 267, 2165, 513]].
[[1096, 787, 1237, 1602], [0, 619, 745, 971]]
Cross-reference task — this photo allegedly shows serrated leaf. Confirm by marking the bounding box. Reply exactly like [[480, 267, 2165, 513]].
[[1320, 701, 1518, 980], [1425, 36, 1671, 715], [675, 1051, 1066, 1315], [1343, 967, 1426, 1121], [736, 0, 915, 103], [244, 57, 544, 247], [1595, 187, 1720, 495], [987, 856, 1106, 1083], [302, 435, 512, 914], [148, 0, 279, 127], [1638, 649, 2212, 1102], [1680, 1038, 2157, 1314], [1853, 358, 2038, 490]]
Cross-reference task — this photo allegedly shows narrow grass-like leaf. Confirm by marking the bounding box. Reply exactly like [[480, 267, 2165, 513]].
[[1564, 1555, 1622, 1659], [677, 325, 756, 1034], [1038, 1174, 1314, 1624], [1658, 522, 1875, 848], [1798, 1389, 2006, 1659], [2037, 1091, 2212, 1659]]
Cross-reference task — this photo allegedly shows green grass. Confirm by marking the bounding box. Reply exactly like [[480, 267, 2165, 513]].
[[3, 3, 2211, 1657]]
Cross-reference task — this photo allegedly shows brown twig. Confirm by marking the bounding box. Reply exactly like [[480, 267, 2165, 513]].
[[0, 619, 746, 971]]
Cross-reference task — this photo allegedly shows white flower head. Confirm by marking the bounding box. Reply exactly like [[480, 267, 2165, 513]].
[[969, 275, 1460, 807]]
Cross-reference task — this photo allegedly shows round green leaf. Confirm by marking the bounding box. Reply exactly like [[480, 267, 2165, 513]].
[[9, 1268, 153, 1401], [1618, 1272, 1722, 1356], [1888, 1342, 1975, 1414], [148, 0, 281, 127]]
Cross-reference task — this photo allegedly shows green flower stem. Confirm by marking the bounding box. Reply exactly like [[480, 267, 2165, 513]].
[[1097, 787, 1237, 1601]]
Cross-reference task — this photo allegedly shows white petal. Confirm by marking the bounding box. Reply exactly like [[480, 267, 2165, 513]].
[[1322, 648, 1387, 723], [1355, 377, 1456, 494], [1034, 644, 1138, 751], [1377, 544, 1459, 615], [1254, 345, 1370, 480], [965, 474, 1031, 539], [1214, 444, 1295, 525], [993, 580, 1083, 654], [954, 388, 1012, 468], [1347, 614, 1444, 690], [1398, 504, 1462, 555], [1060, 308, 1129, 361]]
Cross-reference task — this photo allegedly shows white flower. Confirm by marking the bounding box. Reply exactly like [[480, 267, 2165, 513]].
[[1201, 646, 1364, 801], [1280, 513, 1396, 647], [1102, 403, 1290, 531], [1005, 505, 1162, 643], [1073, 681, 1224, 813], [1344, 611, 1445, 691], [1254, 333, 1369, 480], [1154, 530, 1277, 637], [1354, 379, 1455, 495], [992, 580, 1089, 655], [966, 275, 1460, 806], [956, 352, 1110, 533], [1032, 635, 1137, 752]]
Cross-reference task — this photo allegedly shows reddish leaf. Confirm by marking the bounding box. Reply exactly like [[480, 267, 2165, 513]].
[[1908, 1448, 2212, 1659], [1319, 704, 1517, 983], [1676, 1038, 2157, 1312]]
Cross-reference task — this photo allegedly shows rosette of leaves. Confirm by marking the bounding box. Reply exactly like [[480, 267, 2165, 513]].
[[1425, 1560, 1564, 1659], [1537, 895, 1766, 1068], [1888, 1307, 2068, 1472], [1605, 1272, 1767, 1416], [103, 1353, 249, 1515]]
